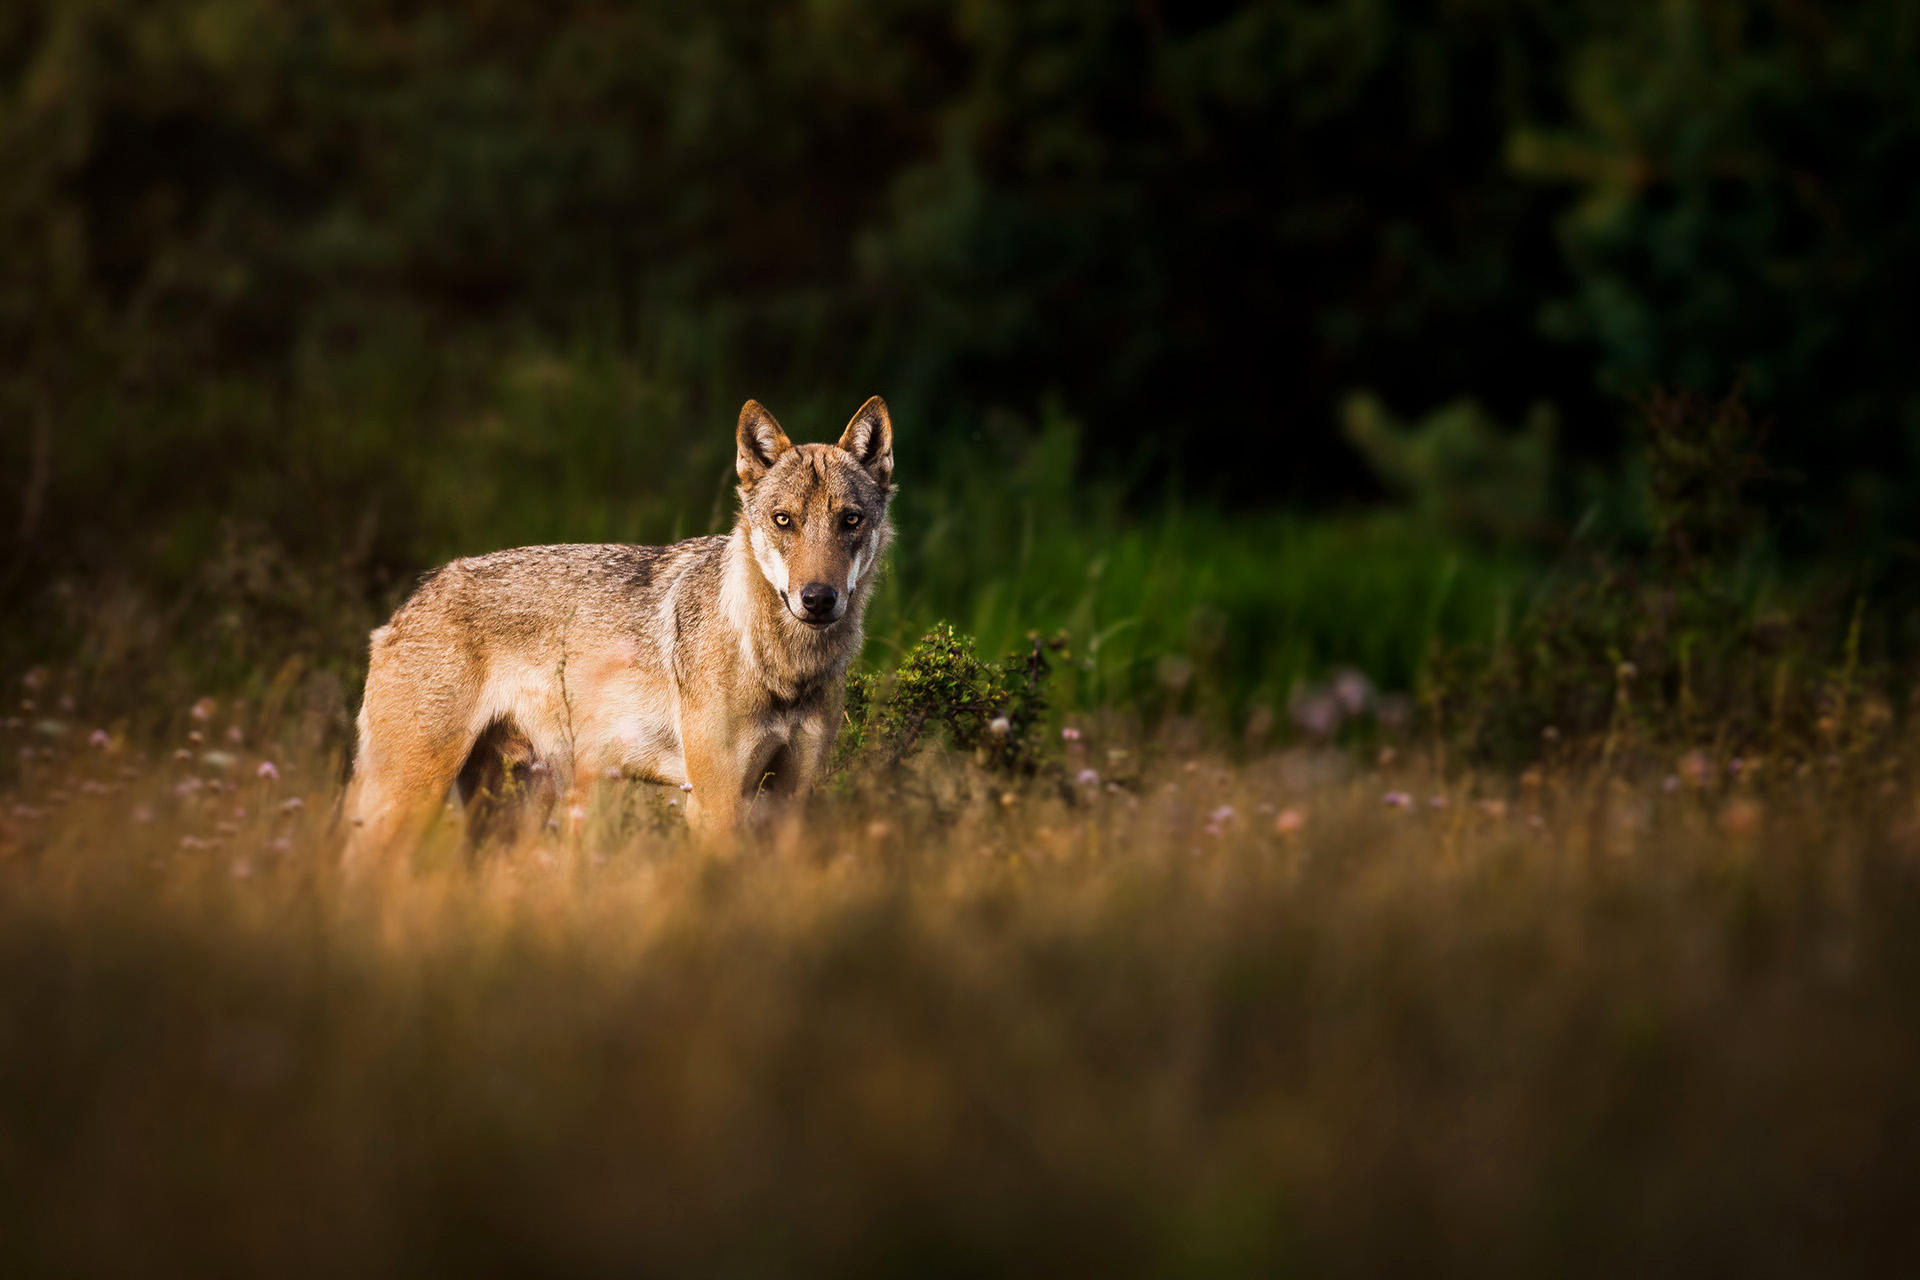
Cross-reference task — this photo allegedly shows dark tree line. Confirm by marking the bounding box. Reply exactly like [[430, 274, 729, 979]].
[[3, 1, 1917, 538]]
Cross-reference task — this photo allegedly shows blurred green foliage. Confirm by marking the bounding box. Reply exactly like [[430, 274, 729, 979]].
[[4, 2, 1916, 521], [1, 0, 1915, 740], [1436, 385, 1896, 764], [2, 331, 1525, 735], [1341, 392, 1556, 545], [1511, 1, 1920, 543]]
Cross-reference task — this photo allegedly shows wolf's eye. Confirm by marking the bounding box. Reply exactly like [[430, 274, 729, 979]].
[[773, 512, 792, 528], [843, 512, 862, 528]]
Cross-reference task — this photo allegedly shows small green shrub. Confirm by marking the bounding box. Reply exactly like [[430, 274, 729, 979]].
[[831, 669, 880, 774], [839, 624, 1064, 779]]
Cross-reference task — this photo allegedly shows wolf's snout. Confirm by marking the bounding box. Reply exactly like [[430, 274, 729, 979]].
[[799, 582, 839, 619]]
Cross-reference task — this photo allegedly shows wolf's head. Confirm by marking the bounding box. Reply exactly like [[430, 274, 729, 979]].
[[735, 396, 895, 629]]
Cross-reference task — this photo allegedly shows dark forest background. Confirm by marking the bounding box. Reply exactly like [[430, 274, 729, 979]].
[[4, 0, 1918, 718]]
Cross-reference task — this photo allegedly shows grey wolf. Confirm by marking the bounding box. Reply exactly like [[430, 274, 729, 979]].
[[341, 397, 895, 863]]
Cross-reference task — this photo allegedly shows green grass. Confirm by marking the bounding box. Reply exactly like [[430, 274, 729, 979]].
[[13, 336, 1531, 733], [869, 421, 1522, 725]]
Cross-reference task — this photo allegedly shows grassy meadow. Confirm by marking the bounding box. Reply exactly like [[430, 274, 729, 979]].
[[8, 5, 1920, 1271], [7, 341, 1920, 1275], [5, 679, 1920, 1275]]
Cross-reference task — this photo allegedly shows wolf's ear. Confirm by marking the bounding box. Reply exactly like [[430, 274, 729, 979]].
[[836, 396, 893, 486], [736, 400, 794, 487]]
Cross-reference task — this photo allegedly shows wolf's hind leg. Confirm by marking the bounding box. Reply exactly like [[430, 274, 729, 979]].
[[342, 639, 481, 872], [343, 747, 469, 873]]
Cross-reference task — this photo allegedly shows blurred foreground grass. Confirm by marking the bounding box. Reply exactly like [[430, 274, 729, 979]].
[[6, 703, 1920, 1276]]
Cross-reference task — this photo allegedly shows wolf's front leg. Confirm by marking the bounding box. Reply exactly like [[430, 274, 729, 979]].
[[777, 692, 843, 799], [678, 703, 744, 835], [732, 692, 843, 830]]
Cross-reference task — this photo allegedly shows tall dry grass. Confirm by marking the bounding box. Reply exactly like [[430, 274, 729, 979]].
[[4, 700, 1920, 1276]]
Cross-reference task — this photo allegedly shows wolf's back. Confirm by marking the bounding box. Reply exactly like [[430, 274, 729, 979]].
[[381, 538, 727, 652]]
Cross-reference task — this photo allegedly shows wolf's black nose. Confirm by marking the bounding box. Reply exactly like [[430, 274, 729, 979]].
[[800, 582, 838, 618]]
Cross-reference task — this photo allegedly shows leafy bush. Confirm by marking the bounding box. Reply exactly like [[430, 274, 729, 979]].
[[841, 624, 1064, 779]]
